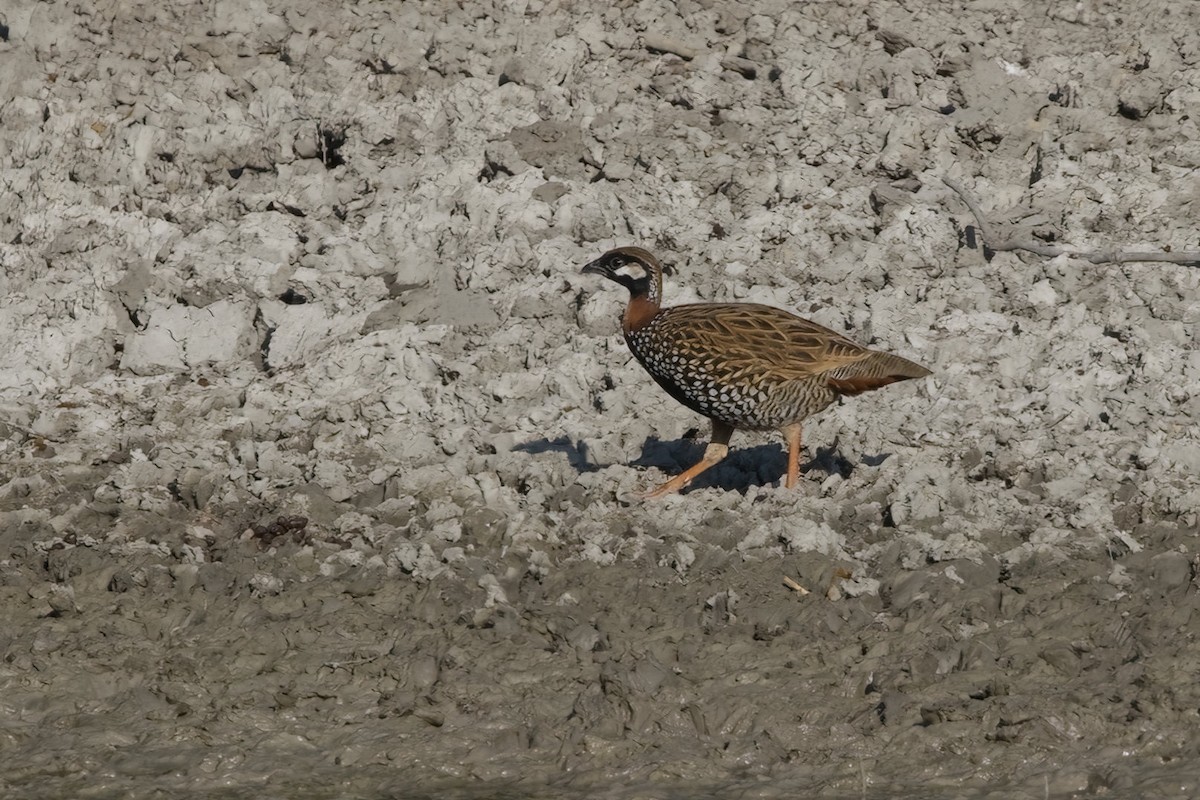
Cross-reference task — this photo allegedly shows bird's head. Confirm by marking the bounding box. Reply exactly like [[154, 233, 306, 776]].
[[581, 246, 663, 304]]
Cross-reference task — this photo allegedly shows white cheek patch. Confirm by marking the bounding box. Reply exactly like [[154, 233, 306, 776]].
[[613, 263, 647, 281]]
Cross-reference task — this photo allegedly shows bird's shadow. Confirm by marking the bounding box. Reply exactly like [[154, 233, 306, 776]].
[[634, 436, 882, 493], [513, 436, 600, 473], [516, 434, 891, 494]]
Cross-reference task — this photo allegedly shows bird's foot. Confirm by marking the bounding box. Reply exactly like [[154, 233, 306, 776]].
[[638, 475, 690, 500]]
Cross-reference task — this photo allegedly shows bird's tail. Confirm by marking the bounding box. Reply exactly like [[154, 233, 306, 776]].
[[825, 351, 931, 396]]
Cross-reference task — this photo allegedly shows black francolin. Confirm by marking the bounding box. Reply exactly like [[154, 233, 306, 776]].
[[582, 246, 931, 498]]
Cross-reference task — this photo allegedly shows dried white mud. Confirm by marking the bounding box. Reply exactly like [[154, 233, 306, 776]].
[[1, 0, 1198, 797]]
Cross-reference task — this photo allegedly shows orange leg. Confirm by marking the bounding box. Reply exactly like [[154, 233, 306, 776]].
[[781, 423, 803, 489], [643, 421, 735, 499]]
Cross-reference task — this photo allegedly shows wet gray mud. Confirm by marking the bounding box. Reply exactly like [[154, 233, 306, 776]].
[[2, 0, 1199, 798]]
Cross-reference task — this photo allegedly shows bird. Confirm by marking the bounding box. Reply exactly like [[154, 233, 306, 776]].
[[581, 246, 931, 498]]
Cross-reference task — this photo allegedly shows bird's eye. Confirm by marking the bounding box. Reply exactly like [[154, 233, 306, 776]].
[[611, 257, 625, 268]]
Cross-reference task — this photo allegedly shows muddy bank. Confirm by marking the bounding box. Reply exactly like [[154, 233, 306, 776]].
[[1, 0, 1199, 797]]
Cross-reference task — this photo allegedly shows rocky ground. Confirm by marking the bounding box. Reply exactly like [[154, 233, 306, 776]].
[[1, 0, 1198, 797]]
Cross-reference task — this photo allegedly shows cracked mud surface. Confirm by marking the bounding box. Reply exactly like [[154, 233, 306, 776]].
[[1, 0, 1199, 797]]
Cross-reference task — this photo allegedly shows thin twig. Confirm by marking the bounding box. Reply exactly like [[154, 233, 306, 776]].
[[783, 575, 810, 595], [642, 34, 697, 60], [322, 654, 383, 670], [943, 177, 1200, 267], [721, 56, 758, 79]]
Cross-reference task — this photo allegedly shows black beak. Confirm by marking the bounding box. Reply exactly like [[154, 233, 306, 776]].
[[581, 258, 608, 276]]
